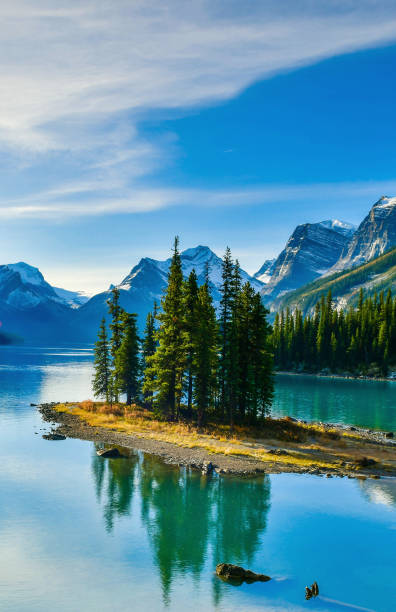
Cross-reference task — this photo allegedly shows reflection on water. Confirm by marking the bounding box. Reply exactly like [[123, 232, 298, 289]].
[[273, 373, 396, 431], [92, 448, 271, 604], [358, 478, 396, 509], [1, 347, 396, 611]]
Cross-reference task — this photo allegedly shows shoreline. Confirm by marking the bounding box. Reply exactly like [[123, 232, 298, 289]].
[[276, 370, 396, 383], [38, 403, 396, 479]]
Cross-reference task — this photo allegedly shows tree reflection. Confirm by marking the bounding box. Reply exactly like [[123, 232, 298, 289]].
[[92, 447, 271, 604], [91, 445, 138, 532]]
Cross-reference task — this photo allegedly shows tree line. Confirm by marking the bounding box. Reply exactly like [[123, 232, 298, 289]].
[[93, 237, 274, 426], [272, 289, 396, 376]]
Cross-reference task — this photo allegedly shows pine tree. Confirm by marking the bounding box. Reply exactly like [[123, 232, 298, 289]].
[[192, 278, 218, 427], [250, 292, 274, 420], [107, 287, 124, 401], [142, 308, 157, 407], [149, 237, 187, 420], [114, 312, 140, 405], [218, 247, 234, 417], [183, 269, 199, 417], [92, 318, 111, 402]]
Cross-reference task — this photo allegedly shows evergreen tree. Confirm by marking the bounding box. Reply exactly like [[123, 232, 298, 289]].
[[107, 287, 124, 401], [115, 312, 140, 405], [92, 318, 111, 402], [192, 277, 218, 426], [272, 289, 395, 376], [149, 237, 187, 420], [183, 269, 199, 417], [142, 307, 157, 407], [218, 247, 234, 417]]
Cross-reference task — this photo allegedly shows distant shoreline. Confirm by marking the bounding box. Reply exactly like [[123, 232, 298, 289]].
[[276, 371, 396, 383], [39, 402, 396, 479]]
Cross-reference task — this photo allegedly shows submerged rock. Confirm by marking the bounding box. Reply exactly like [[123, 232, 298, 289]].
[[42, 433, 66, 441], [305, 581, 319, 599], [201, 461, 214, 475], [96, 447, 125, 458], [216, 563, 270, 585]]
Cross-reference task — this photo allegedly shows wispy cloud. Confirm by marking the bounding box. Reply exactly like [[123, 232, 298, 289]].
[[1, 179, 395, 219], [0, 1, 396, 212]]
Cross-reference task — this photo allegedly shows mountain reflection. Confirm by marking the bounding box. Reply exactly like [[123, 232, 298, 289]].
[[358, 477, 396, 508], [92, 447, 271, 604]]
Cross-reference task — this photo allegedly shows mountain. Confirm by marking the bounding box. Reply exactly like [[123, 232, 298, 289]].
[[274, 246, 396, 315], [0, 263, 76, 342], [254, 259, 276, 284], [75, 245, 263, 341], [329, 196, 396, 273], [52, 286, 90, 308], [259, 219, 356, 302]]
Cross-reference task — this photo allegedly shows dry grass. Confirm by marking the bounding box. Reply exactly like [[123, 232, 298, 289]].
[[54, 401, 339, 471]]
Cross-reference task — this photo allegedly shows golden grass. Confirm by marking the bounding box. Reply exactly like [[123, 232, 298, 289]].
[[53, 401, 339, 471]]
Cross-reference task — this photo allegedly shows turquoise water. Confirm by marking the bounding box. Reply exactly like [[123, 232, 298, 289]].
[[274, 373, 396, 432], [0, 346, 395, 611]]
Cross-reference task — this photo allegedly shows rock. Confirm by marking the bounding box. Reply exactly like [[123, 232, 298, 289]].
[[385, 432, 394, 439], [305, 581, 319, 600], [96, 447, 125, 458], [216, 563, 270, 585], [326, 473, 333, 478], [356, 457, 376, 468], [30, 403, 37, 406], [349, 426, 357, 431], [201, 461, 214, 475], [42, 433, 66, 441]]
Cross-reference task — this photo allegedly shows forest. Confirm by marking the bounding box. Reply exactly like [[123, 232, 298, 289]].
[[273, 288, 396, 376], [92, 238, 274, 426]]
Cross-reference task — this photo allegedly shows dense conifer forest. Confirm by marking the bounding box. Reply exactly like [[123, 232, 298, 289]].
[[272, 288, 396, 376], [93, 238, 274, 426]]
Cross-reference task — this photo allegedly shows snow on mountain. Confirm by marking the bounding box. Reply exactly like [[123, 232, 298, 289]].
[[53, 287, 91, 308], [76, 246, 263, 341], [254, 259, 276, 284], [260, 220, 353, 302], [118, 245, 263, 301], [329, 196, 396, 273], [318, 219, 356, 237], [0, 263, 76, 342]]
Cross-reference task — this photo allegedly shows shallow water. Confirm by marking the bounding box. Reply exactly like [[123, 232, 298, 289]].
[[0, 346, 395, 611], [273, 373, 396, 431]]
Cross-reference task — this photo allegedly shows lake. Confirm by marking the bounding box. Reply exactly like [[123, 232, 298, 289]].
[[0, 346, 395, 611]]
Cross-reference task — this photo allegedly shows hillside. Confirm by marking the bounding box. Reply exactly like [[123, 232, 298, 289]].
[[274, 246, 396, 314]]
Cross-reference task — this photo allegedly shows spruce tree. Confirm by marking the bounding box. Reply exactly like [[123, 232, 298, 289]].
[[183, 269, 199, 417], [149, 236, 186, 420], [107, 287, 124, 401], [142, 308, 157, 407], [92, 318, 111, 402], [114, 312, 140, 405], [193, 278, 218, 426], [218, 247, 234, 418]]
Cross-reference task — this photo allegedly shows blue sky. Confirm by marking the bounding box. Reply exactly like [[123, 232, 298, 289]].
[[1, 1, 396, 293]]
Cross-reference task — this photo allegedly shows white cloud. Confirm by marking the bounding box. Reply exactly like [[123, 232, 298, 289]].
[[0, 1, 396, 215], [1, 179, 395, 219]]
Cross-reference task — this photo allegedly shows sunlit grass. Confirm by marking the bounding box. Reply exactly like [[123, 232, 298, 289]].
[[53, 401, 340, 470]]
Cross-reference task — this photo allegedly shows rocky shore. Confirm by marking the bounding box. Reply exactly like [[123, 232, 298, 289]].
[[38, 403, 396, 479]]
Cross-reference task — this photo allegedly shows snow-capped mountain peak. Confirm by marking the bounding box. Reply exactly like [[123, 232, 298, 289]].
[[318, 219, 356, 237], [7, 262, 48, 287]]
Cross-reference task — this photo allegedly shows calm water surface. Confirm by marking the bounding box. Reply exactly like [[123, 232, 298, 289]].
[[0, 346, 395, 612], [273, 373, 396, 431]]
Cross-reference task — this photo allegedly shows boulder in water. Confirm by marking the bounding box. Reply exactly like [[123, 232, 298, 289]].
[[42, 433, 66, 441], [305, 581, 319, 599], [216, 563, 270, 585], [96, 447, 125, 458]]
